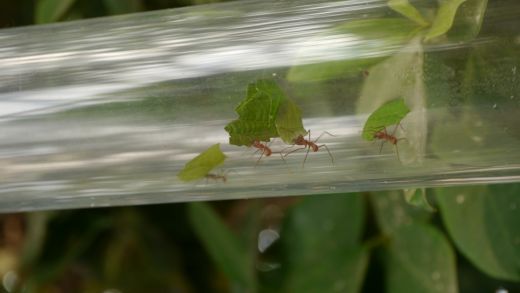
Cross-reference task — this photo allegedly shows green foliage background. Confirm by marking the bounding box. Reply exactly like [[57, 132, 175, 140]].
[[0, 0, 519, 293]]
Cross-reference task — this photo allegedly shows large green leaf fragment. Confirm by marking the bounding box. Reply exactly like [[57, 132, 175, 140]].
[[436, 184, 520, 281], [386, 224, 458, 293], [282, 194, 367, 292], [275, 98, 307, 144], [224, 120, 278, 146], [36, 0, 77, 23], [189, 202, 256, 290], [388, 0, 429, 26], [225, 79, 287, 146], [235, 79, 286, 125], [425, 0, 468, 41], [362, 98, 410, 141], [177, 144, 226, 182]]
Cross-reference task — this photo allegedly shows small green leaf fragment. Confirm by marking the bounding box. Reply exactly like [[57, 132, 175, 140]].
[[425, 0, 467, 41], [362, 98, 410, 141], [388, 0, 429, 27], [177, 144, 226, 182], [275, 98, 307, 144]]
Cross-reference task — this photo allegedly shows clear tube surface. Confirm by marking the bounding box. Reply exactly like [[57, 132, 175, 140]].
[[0, 0, 519, 211]]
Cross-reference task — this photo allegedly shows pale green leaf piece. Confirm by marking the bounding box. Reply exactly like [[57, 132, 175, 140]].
[[177, 144, 226, 182], [386, 223, 458, 293], [362, 98, 410, 141], [425, 0, 468, 41], [36, 0, 77, 24], [275, 98, 307, 144], [189, 202, 256, 290], [388, 0, 429, 26], [225, 79, 286, 146], [436, 184, 520, 281]]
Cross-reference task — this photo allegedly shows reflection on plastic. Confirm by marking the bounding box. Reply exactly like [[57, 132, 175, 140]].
[[0, 0, 519, 212]]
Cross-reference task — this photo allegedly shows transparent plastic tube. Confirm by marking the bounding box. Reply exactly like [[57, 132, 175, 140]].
[[0, 0, 519, 211]]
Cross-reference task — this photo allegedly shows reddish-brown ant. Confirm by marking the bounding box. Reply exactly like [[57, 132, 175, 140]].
[[252, 140, 273, 165], [283, 130, 334, 167], [252, 140, 272, 156], [374, 123, 407, 161]]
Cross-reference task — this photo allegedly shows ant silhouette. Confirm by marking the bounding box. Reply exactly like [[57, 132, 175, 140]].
[[283, 130, 334, 168], [204, 169, 234, 183]]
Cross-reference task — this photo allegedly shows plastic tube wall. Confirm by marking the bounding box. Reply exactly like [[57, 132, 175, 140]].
[[0, 0, 519, 211]]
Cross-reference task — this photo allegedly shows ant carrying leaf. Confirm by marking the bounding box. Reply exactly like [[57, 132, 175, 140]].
[[362, 98, 410, 160], [276, 98, 334, 167], [225, 79, 289, 163]]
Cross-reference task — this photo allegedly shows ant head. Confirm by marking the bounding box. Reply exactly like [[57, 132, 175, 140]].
[[293, 135, 306, 144]]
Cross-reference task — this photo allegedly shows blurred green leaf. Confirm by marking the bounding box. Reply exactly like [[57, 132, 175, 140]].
[[403, 188, 435, 211], [448, 0, 488, 41], [177, 143, 226, 182], [361, 98, 410, 141], [35, 0, 77, 24], [371, 190, 432, 235], [388, 0, 429, 26], [189, 202, 256, 290], [103, 0, 143, 15], [287, 18, 421, 82], [425, 0, 467, 41], [386, 223, 458, 293], [282, 194, 367, 292], [436, 184, 520, 281]]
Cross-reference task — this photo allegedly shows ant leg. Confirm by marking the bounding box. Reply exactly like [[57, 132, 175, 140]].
[[255, 149, 266, 166], [394, 144, 402, 162], [302, 146, 311, 168], [314, 131, 336, 143], [283, 147, 306, 158], [280, 143, 296, 155], [398, 122, 405, 131], [318, 144, 334, 165], [379, 141, 387, 154]]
